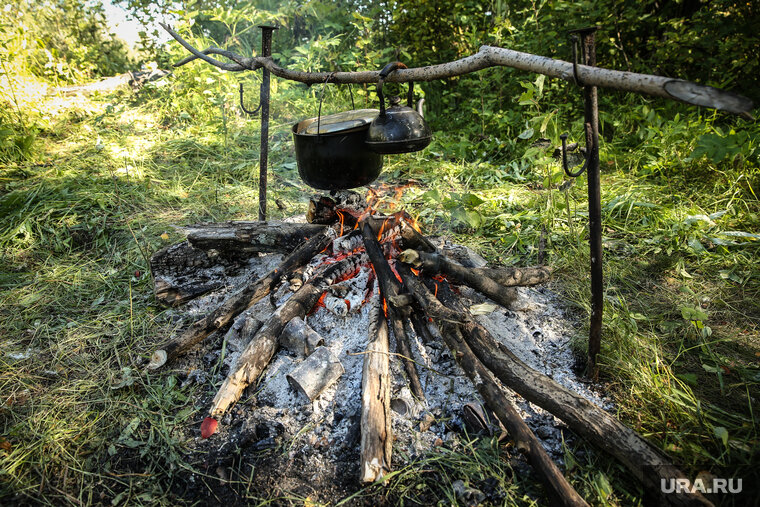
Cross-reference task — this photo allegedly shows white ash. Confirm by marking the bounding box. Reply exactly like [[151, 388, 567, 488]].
[[172, 242, 609, 475]]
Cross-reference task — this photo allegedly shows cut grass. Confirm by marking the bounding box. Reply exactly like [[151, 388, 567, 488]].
[[1, 72, 758, 505]]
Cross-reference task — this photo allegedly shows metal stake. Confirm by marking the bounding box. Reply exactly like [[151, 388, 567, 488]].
[[569, 27, 603, 379], [257, 25, 277, 221]]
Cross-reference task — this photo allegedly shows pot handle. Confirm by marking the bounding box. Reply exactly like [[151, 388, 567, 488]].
[[377, 62, 414, 116], [315, 73, 356, 139]]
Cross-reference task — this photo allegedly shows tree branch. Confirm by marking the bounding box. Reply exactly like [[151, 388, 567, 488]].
[[161, 24, 753, 115]]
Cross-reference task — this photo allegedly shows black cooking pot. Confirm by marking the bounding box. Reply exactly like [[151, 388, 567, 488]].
[[366, 62, 432, 154], [293, 108, 383, 190]]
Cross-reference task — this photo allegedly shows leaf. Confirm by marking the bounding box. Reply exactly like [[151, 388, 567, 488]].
[[464, 210, 483, 229], [470, 303, 498, 315], [201, 417, 218, 439], [713, 426, 729, 447], [517, 127, 534, 140], [687, 238, 707, 254], [461, 193, 485, 208], [160, 232, 169, 240], [90, 295, 105, 308], [680, 306, 707, 322]]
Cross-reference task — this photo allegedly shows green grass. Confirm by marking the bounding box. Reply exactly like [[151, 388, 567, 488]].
[[1, 69, 758, 506]]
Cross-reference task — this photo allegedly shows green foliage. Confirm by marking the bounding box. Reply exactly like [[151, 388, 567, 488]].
[[1, 0, 133, 83]]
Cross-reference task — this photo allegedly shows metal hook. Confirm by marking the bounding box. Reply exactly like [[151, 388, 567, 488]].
[[570, 35, 583, 86], [240, 82, 262, 116], [560, 131, 590, 178]]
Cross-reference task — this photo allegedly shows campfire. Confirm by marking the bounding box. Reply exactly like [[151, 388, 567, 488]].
[[146, 189, 703, 504]]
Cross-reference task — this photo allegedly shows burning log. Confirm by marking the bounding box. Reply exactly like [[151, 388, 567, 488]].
[[424, 311, 588, 506], [396, 263, 711, 507], [180, 221, 328, 256], [398, 250, 517, 308], [209, 253, 365, 418], [400, 249, 552, 287], [307, 191, 367, 224], [286, 346, 344, 401], [361, 221, 425, 401], [146, 228, 335, 370], [361, 294, 392, 483]]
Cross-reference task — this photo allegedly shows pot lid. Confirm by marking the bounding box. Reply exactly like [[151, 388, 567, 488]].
[[297, 109, 379, 135]]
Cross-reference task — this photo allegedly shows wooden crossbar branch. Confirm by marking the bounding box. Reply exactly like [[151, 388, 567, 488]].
[[160, 23, 753, 117]]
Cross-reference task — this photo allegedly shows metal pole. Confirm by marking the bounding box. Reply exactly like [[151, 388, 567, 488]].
[[257, 25, 277, 221], [575, 27, 603, 379]]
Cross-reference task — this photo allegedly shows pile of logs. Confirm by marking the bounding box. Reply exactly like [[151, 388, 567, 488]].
[[147, 193, 711, 507]]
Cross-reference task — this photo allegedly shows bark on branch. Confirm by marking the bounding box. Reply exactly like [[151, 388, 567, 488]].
[[161, 23, 753, 116]]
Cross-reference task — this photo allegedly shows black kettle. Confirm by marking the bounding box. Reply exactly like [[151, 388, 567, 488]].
[[365, 62, 432, 154]]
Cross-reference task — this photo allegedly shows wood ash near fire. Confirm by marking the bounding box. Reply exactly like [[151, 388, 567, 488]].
[[151, 217, 607, 500], [144, 191, 705, 505]]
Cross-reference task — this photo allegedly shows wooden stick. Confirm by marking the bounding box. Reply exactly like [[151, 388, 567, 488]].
[[209, 253, 365, 417], [398, 249, 518, 308], [396, 263, 711, 507], [146, 228, 335, 370], [161, 22, 752, 116], [360, 294, 392, 483], [180, 221, 327, 256], [400, 249, 552, 287], [426, 312, 588, 506], [361, 221, 425, 401]]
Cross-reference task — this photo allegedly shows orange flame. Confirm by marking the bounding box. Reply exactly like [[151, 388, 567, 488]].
[[336, 210, 345, 237]]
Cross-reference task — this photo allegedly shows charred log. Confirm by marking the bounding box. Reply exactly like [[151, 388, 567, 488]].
[[425, 312, 588, 506], [361, 221, 425, 401], [180, 221, 327, 256], [397, 263, 711, 507], [146, 228, 335, 370], [150, 241, 249, 306], [400, 249, 552, 287]]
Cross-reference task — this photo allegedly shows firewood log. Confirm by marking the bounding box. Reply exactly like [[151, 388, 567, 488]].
[[361, 221, 424, 401], [360, 294, 392, 483]]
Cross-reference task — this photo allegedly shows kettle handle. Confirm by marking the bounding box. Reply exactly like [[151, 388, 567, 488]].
[[377, 61, 414, 117]]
